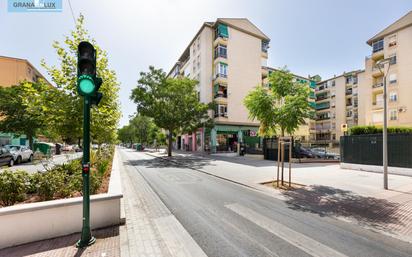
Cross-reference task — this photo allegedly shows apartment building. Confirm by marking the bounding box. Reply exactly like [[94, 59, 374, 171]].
[[0, 56, 50, 87], [169, 18, 270, 152], [0, 56, 51, 146], [359, 11, 412, 127], [315, 70, 363, 145]]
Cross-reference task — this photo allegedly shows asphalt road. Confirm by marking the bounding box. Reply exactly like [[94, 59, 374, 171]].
[[0, 152, 82, 173], [120, 149, 412, 257]]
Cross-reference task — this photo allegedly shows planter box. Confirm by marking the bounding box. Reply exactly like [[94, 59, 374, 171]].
[[0, 149, 123, 249]]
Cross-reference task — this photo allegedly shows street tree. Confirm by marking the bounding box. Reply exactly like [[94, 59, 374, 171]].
[[0, 81, 57, 149], [244, 67, 313, 137], [41, 14, 120, 145], [130, 66, 213, 156]]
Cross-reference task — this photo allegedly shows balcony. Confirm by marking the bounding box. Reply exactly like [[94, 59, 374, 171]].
[[372, 82, 383, 89], [372, 101, 383, 110], [261, 67, 269, 78], [372, 67, 383, 77], [316, 102, 330, 110], [371, 40, 384, 61], [316, 93, 329, 101], [214, 73, 227, 84], [345, 90, 352, 95]]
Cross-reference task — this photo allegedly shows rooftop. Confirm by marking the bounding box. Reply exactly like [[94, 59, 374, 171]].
[[367, 11, 412, 45]]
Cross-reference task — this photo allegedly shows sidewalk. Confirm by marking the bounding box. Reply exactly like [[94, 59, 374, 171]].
[[118, 149, 207, 257], [0, 226, 120, 257], [147, 150, 412, 243]]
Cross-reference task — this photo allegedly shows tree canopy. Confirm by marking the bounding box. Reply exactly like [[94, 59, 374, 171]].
[[130, 66, 213, 156], [0, 81, 57, 149], [41, 14, 120, 144], [244, 68, 313, 137]]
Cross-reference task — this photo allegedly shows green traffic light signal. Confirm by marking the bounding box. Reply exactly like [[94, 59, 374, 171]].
[[78, 75, 95, 95]]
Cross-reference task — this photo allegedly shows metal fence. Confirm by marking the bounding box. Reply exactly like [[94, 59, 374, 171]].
[[340, 133, 412, 168], [263, 138, 294, 161]]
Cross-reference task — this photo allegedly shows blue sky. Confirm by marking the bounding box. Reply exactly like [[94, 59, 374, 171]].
[[1, 0, 412, 127]]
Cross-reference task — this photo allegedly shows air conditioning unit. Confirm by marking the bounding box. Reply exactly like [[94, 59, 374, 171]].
[[398, 107, 407, 113]]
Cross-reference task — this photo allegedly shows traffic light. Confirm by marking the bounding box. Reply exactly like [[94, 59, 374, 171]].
[[91, 77, 103, 106], [77, 41, 103, 105]]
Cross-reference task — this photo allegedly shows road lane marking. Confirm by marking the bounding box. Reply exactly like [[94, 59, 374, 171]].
[[226, 203, 348, 257]]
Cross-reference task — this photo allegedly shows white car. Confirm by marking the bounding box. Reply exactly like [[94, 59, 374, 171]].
[[5, 145, 34, 164]]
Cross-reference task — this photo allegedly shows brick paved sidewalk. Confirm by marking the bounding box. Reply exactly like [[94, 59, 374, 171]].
[[0, 226, 120, 257]]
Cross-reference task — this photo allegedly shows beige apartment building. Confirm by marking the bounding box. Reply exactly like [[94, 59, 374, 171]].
[[0, 56, 51, 146], [359, 11, 412, 127], [169, 18, 270, 152], [315, 70, 363, 145], [315, 11, 412, 145], [0, 56, 50, 87]]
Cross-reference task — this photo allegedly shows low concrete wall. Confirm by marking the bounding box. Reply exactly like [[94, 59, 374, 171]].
[[0, 149, 123, 249], [340, 162, 412, 177]]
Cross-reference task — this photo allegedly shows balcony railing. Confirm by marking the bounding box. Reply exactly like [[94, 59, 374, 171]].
[[214, 92, 227, 99], [345, 90, 352, 95], [372, 83, 383, 89], [316, 103, 330, 110], [316, 94, 329, 101]]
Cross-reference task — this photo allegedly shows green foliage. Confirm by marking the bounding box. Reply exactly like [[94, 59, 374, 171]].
[[41, 14, 120, 144], [0, 146, 114, 206], [130, 66, 213, 156], [244, 67, 312, 136], [349, 126, 412, 135], [0, 170, 28, 206], [0, 81, 59, 149], [118, 114, 163, 146], [37, 170, 67, 200]]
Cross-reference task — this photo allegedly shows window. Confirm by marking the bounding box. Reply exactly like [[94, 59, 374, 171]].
[[215, 104, 227, 117], [389, 91, 397, 102], [388, 35, 397, 47], [215, 62, 228, 78], [215, 23, 229, 39], [389, 54, 397, 65], [389, 73, 397, 84], [390, 109, 398, 120], [372, 39, 384, 53], [192, 60, 196, 72], [261, 41, 269, 53], [214, 45, 227, 59]]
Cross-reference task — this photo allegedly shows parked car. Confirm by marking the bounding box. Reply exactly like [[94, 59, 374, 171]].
[[0, 147, 14, 167], [62, 144, 74, 151], [5, 145, 33, 164], [310, 148, 339, 160], [296, 146, 315, 158]]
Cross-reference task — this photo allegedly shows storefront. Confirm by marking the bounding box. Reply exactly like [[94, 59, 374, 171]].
[[209, 124, 259, 153]]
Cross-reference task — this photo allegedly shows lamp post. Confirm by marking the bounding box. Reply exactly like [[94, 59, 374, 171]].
[[375, 57, 392, 190]]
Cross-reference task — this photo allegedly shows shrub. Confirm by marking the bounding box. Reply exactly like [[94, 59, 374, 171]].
[[349, 125, 412, 135], [0, 170, 28, 206], [37, 170, 66, 200]]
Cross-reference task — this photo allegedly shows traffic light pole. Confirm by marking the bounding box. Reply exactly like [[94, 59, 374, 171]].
[[77, 96, 96, 247]]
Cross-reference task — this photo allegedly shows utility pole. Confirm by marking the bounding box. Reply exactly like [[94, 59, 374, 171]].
[[376, 57, 392, 190], [76, 41, 103, 248]]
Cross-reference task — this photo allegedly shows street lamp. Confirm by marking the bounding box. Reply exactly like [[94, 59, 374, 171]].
[[375, 57, 392, 190]]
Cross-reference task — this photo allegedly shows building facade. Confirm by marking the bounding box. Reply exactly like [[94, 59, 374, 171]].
[[169, 18, 270, 152], [0, 56, 51, 146], [315, 70, 363, 145], [360, 11, 412, 127]]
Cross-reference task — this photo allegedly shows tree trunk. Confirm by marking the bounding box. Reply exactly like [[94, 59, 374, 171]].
[[28, 133, 34, 150], [167, 132, 173, 157], [78, 138, 81, 148]]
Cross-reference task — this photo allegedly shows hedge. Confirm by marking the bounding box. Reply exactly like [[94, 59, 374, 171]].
[[349, 126, 412, 135]]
